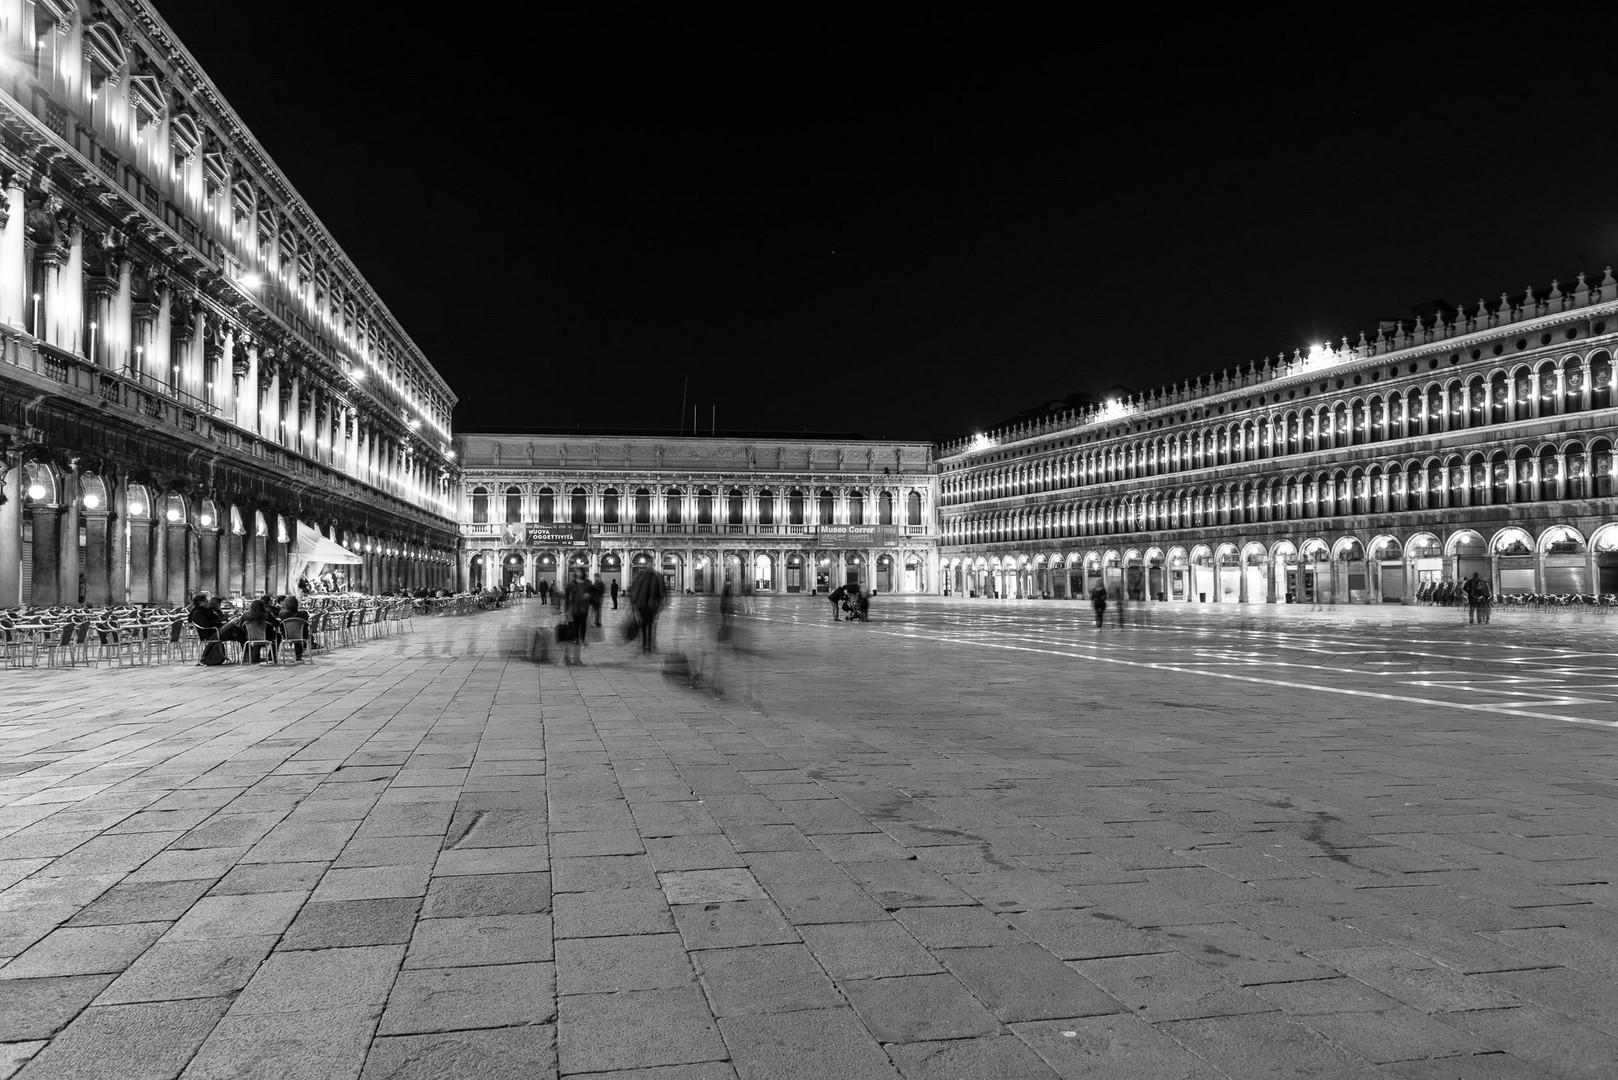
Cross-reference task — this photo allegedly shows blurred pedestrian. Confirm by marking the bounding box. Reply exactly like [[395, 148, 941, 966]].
[[629, 566, 665, 653], [589, 574, 606, 627], [609, 577, 620, 610], [564, 570, 591, 665], [828, 583, 848, 622], [1090, 583, 1107, 629]]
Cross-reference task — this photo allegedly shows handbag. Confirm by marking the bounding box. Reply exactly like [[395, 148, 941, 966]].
[[620, 613, 639, 642], [555, 621, 575, 643], [199, 640, 227, 666]]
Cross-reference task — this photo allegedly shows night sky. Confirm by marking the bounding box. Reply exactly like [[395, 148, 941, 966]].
[[151, 6, 1618, 443]]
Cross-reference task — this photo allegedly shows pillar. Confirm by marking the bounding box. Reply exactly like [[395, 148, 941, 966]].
[[0, 463, 20, 606], [29, 504, 62, 604], [0, 176, 25, 328], [127, 518, 152, 604], [83, 510, 111, 606]]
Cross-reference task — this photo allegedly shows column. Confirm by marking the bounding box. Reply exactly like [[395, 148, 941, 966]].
[[0, 175, 25, 328], [83, 508, 111, 606], [0, 459, 20, 606], [127, 515, 152, 604], [29, 503, 62, 604]]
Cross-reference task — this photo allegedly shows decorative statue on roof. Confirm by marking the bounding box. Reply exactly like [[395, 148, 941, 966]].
[[526, 441, 535, 466], [493, 441, 502, 467]]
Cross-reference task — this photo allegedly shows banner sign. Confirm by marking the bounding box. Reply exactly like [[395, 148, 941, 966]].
[[815, 524, 899, 546], [521, 523, 590, 546]]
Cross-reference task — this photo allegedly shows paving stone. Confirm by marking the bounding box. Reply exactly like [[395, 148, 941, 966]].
[[554, 888, 674, 938], [718, 1008, 899, 1080], [279, 897, 421, 950], [841, 860, 975, 909], [1005, 908, 1161, 960], [0, 1041, 45, 1078], [433, 845, 549, 876], [229, 945, 405, 1013], [421, 871, 550, 917], [557, 986, 726, 1074], [10, 997, 229, 1080], [1152, 922, 1341, 986], [378, 963, 555, 1034], [95, 935, 279, 1004], [360, 1025, 557, 1080], [938, 944, 1122, 1021], [0, 922, 169, 980], [310, 863, 432, 901], [1307, 945, 1523, 1013], [891, 905, 1029, 948], [180, 1005, 378, 1080], [765, 879, 890, 924], [207, 861, 328, 896], [671, 901, 800, 950], [644, 835, 746, 872], [884, 1034, 1059, 1080], [122, 846, 251, 883], [332, 835, 443, 868], [162, 891, 307, 941], [557, 933, 694, 995], [796, 921, 943, 979], [1379, 1052, 1560, 1079], [0, 974, 115, 1040], [1298, 1007, 1490, 1063], [692, 943, 839, 1017], [841, 973, 1002, 1042], [405, 914, 553, 967], [1441, 1005, 1618, 1078], [1074, 951, 1276, 1022], [1010, 1014, 1224, 1079], [553, 855, 657, 892], [660, 868, 767, 904], [64, 879, 214, 926]]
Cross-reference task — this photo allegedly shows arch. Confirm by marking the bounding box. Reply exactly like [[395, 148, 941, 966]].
[[504, 485, 523, 523], [1491, 526, 1534, 555], [1405, 531, 1441, 558], [162, 491, 190, 524], [1537, 524, 1586, 553], [1590, 523, 1618, 553], [1270, 538, 1298, 559], [1444, 529, 1486, 556], [77, 473, 108, 511]]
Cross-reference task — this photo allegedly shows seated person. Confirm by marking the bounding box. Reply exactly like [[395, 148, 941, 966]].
[[279, 595, 310, 660], [241, 600, 273, 663]]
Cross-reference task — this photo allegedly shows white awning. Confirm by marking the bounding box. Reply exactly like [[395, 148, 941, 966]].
[[293, 523, 363, 565]]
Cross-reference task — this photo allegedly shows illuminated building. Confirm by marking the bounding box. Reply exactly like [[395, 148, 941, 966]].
[[455, 434, 938, 596], [937, 275, 1618, 603], [0, 1, 458, 604]]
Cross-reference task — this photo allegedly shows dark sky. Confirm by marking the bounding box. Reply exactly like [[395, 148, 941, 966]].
[[151, 6, 1618, 443]]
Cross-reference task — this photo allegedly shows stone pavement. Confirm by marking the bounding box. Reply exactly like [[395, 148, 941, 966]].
[[2, 595, 1618, 1079]]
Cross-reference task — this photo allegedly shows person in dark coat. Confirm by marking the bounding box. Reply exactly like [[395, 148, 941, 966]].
[[609, 577, 620, 609], [628, 567, 666, 653], [828, 583, 849, 622], [1090, 583, 1108, 629], [589, 574, 606, 627]]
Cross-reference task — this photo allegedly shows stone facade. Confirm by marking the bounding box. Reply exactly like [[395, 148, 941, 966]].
[[455, 434, 938, 596], [938, 276, 1618, 604], [0, 1, 458, 604]]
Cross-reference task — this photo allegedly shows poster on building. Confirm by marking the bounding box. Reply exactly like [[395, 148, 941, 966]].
[[815, 525, 899, 546], [524, 523, 590, 546]]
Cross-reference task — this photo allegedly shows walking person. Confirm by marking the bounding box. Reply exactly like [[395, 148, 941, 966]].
[[609, 577, 620, 610], [1090, 583, 1108, 629], [1115, 589, 1127, 629], [1471, 572, 1493, 624], [1463, 572, 1483, 624], [628, 566, 666, 653], [589, 574, 606, 627], [564, 570, 591, 665]]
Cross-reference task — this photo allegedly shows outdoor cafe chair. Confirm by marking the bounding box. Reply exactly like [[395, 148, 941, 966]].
[[276, 615, 312, 664], [94, 621, 143, 667], [35, 622, 76, 668]]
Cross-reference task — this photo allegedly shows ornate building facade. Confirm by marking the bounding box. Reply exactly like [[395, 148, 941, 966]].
[[937, 273, 1618, 604], [455, 434, 938, 597], [0, 1, 459, 605]]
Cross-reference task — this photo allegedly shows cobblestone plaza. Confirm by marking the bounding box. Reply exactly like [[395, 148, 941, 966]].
[[4, 598, 1618, 1078]]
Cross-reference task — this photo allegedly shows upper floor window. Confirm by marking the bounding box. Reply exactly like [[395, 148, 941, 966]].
[[471, 486, 489, 524], [819, 489, 835, 524], [602, 488, 620, 524], [698, 489, 714, 525], [727, 489, 745, 525], [505, 486, 523, 523], [666, 488, 683, 525], [634, 488, 652, 524], [536, 487, 554, 523], [571, 488, 587, 524]]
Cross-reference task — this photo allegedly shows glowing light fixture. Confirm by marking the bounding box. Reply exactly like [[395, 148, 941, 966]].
[[199, 513, 213, 527], [27, 483, 46, 500], [83, 493, 100, 509], [970, 432, 995, 452], [242, 271, 262, 288], [166, 508, 181, 522], [129, 503, 144, 516]]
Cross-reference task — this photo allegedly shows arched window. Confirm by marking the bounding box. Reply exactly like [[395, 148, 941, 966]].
[[665, 488, 683, 525], [471, 487, 489, 524], [570, 487, 587, 524], [602, 488, 620, 524], [907, 490, 922, 526], [536, 487, 554, 523], [819, 489, 835, 525], [878, 491, 893, 526], [727, 489, 745, 525], [757, 490, 775, 526], [634, 488, 652, 524], [848, 490, 866, 525], [698, 488, 714, 525], [789, 489, 806, 526], [505, 486, 522, 523]]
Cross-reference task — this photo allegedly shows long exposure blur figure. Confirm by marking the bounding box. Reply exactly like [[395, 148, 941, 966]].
[[564, 570, 591, 665], [629, 566, 665, 653], [827, 582, 848, 622]]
